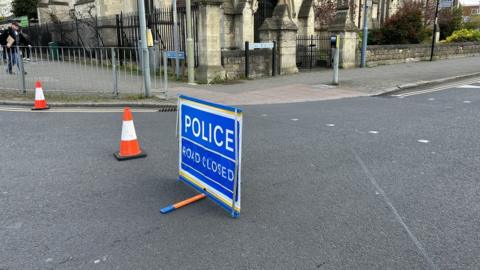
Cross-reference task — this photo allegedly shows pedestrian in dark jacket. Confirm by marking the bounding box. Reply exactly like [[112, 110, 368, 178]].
[[0, 21, 28, 74]]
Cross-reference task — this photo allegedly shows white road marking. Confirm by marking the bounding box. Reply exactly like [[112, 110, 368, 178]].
[[6, 222, 22, 229], [291, 118, 299, 121], [261, 114, 268, 117], [458, 85, 480, 89], [326, 123, 335, 127], [94, 260, 101, 264], [463, 100, 472, 104], [392, 79, 480, 97], [418, 139, 430, 144], [428, 98, 435, 101], [353, 150, 438, 270], [368, 130, 379, 134], [0, 106, 159, 113]]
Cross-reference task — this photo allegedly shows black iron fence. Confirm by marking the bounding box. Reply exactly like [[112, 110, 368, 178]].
[[117, 6, 199, 52], [296, 35, 332, 69]]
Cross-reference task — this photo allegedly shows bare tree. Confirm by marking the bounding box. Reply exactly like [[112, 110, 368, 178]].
[[424, 0, 437, 25], [314, 0, 337, 28], [314, 0, 357, 29], [69, 4, 105, 47]]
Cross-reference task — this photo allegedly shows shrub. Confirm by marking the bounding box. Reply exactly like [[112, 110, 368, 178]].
[[366, 29, 384, 45], [445, 29, 480, 42], [438, 6, 463, 40], [377, 1, 428, 44], [464, 15, 480, 30]]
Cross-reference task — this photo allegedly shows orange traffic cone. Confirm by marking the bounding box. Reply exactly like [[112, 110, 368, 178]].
[[32, 81, 49, 110], [114, 107, 147, 161]]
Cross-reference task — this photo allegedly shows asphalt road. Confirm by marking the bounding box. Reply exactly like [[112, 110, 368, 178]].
[[1, 81, 480, 269]]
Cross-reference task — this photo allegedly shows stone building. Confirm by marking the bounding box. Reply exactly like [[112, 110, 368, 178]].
[[38, 0, 170, 23], [34, 0, 413, 82], [0, 0, 13, 18]]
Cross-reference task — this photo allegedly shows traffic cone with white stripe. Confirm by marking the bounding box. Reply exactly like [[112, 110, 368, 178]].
[[31, 81, 49, 110], [114, 107, 147, 161]]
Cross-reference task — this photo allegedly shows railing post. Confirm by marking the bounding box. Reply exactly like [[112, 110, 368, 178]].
[[310, 35, 313, 70], [163, 51, 168, 96], [245, 41, 249, 78], [272, 41, 276, 76], [16, 38, 26, 93], [112, 48, 118, 96]]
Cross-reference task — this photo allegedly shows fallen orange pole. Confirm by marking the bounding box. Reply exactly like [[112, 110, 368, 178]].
[[160, 193, 207, 214]]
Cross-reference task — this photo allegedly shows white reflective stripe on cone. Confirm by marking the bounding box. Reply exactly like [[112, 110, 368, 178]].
[[121, 120, 138, 141], [35, 88, 45, 101]]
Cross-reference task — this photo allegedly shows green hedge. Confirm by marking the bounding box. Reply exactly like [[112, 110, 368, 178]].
[[446, 29, 480, 43]]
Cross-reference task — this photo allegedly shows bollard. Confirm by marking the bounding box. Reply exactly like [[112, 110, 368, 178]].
[[332, 48, 339, 85]]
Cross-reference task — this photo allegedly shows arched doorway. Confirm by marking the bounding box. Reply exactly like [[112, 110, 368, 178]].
[[253, 0, 278, 42]]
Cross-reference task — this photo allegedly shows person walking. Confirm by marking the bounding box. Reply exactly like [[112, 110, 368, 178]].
[[0, 21, 28, 74], [19, 29, 32, 61]]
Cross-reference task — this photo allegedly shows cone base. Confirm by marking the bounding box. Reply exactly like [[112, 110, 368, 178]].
[[114, 149, 147, 161], [31, 106, 50, 111]]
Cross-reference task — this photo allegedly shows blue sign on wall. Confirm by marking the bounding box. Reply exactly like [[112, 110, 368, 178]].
[[178, 95, 243, 217], [166, 51, 185, 59]]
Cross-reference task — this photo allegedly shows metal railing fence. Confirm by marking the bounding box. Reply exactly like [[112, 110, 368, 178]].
[[0, 45, 170, 95], [23, 6, 199, 67]]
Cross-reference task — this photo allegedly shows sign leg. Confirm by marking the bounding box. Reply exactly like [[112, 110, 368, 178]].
[[160, 193, 207, 214]]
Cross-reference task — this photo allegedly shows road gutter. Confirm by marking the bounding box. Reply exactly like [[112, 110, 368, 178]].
[[373, 72, 480, 97]]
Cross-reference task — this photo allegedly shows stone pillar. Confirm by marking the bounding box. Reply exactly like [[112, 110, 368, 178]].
[[234, 2, 255, 49], [297, 0, 315, 36], [194, 0, 225, 83], [222, 2, 236, 49], [259, 4, 298, 75], [328, 0, 358, 68]]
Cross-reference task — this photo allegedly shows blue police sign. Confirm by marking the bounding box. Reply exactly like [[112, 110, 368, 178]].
[[178, 95, 242, 217]]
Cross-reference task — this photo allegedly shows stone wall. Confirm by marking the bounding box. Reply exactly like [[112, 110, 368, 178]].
[[37, 2, 72, 24], [364, 42, 480, 67], [222, 49, 274, 80]]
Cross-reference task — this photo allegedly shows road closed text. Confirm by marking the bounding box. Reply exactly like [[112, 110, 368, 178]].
[[182, 145, 235, 182]]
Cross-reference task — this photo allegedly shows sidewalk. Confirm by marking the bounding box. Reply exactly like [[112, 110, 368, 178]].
[[168, 56, 480, 105], [1, 56, 478, 107]]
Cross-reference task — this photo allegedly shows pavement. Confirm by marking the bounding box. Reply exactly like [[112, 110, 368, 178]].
[[1, 56, 480, 106], [1, 79, 480, 269], [167, 56, 480, 105]]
